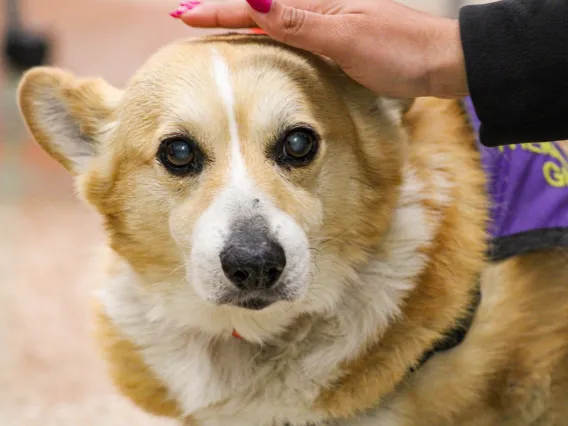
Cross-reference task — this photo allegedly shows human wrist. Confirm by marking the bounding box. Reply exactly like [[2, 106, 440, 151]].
[[425, 18, 469, 99]]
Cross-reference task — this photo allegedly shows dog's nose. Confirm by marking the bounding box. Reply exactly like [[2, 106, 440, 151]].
[[220, 229, 286, 291]]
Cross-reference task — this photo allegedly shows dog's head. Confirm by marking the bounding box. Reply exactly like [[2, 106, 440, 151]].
[[18, 35, 412, 337]]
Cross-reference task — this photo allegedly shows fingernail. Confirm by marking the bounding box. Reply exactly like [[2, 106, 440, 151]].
[[169, 1, 200, 18], [246, 0, 272, 14]]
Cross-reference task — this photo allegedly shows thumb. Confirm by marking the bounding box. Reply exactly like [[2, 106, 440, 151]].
[[245, 0, 337, 56]]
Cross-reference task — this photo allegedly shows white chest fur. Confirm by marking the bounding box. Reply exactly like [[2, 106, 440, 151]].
[[100, 273, 337, 425]]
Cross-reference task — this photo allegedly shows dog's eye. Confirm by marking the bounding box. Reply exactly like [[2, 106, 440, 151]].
[[158, 138, 202, 175], [279, 128, 318, 166]]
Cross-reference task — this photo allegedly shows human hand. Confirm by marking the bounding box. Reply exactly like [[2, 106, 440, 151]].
[[172, 0, 468, 99]]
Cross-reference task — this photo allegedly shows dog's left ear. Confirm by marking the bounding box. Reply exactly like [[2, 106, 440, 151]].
[[18, 66, 123, 175]]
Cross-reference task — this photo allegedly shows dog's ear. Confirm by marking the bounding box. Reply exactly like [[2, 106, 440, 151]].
[[18, 66, 123, 175], [379, 97, 415, 124]]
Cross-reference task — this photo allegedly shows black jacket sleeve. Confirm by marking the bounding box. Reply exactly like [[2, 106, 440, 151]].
[[459, 0, 568, 147]]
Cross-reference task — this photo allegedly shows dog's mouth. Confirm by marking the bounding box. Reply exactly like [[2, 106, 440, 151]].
[[218, 291, 286, 311], [234, 297, 275, 311]]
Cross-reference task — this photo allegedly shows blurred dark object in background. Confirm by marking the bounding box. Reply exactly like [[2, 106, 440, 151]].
[[3, 27, 51, 72], [3, 0, 51, 72]]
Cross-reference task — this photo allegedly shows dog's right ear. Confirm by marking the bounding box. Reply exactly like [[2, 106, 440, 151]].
[[18, 67, 123, 175], [379, 97, 415, 124]]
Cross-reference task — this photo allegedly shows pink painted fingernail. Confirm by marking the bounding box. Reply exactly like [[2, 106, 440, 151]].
[[169, 1, 200, 18], [246, 0, 272, 14]]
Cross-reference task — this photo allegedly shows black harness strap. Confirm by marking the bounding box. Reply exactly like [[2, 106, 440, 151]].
[[409, 283, 482, 374]]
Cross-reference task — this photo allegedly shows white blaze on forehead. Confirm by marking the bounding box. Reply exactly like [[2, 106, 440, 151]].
[[184, 48, 311, 324], [211, 48, 247, 184]]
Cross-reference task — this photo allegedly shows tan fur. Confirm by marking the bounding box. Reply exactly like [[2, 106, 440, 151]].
[[17, 34, 568, 426], [362, 251, 568, 426], [94, 306, 181, 418], [317, 98, 488, 416]]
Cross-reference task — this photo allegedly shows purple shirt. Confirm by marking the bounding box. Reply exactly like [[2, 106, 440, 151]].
[[464, 97, 568, 260]]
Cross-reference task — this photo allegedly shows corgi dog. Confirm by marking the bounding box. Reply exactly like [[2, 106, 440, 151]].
[[17, 33, 568, 426]]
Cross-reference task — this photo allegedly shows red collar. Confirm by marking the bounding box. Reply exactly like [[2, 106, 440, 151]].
[[232, 329, 243, 340]]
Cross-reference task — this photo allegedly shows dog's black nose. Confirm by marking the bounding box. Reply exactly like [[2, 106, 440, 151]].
[[220, 227, 286, 291]]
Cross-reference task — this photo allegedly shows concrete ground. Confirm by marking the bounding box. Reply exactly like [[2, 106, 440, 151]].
[[0, 1, 491, 425]]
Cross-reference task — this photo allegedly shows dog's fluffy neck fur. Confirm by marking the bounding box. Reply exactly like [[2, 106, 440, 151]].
[[98, 162, 443, 423]]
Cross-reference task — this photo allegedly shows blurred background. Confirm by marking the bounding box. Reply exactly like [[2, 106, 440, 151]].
[[0, 1, 490, 425]]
